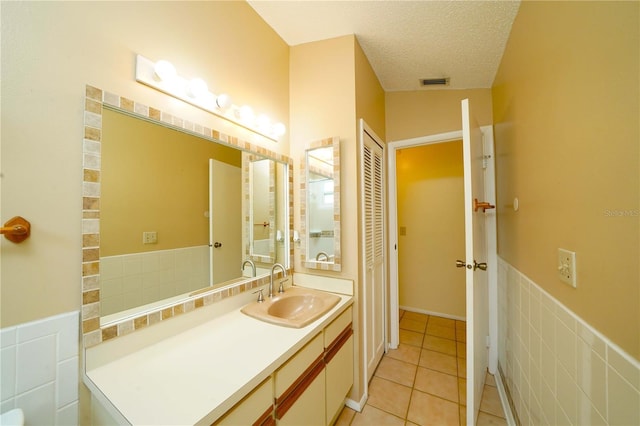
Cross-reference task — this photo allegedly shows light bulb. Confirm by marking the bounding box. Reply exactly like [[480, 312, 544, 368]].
[[237, 105, 255, 125], [215, 93, 231, 109], [272, 122, 286, 137], [153, 60, 176, 82], [187, 78, 208, 98], [256, 114, 271, 131]]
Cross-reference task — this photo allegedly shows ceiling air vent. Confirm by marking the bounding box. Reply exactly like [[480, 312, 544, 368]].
[[420, 78, 450, 86]]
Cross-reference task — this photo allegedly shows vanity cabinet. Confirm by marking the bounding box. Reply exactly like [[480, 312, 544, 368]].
[[214, 305, 353, 426], [215, 377, 274, 426], [274, 307, 354, 426]]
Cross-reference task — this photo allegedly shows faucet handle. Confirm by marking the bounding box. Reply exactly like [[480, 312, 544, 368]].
[[253, 289, 265, 303], [278, 281, 285, 294]]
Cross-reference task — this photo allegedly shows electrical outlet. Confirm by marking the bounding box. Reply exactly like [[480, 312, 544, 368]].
[[143, 231, 157, 244], [557, 248, 576, 287]]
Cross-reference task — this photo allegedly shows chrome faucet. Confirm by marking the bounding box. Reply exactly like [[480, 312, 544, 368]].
[[242, 259, 256, 277], [270, 263, 287, 297], [315, 251, 329, 261]]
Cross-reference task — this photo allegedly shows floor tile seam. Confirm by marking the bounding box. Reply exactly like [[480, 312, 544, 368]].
[[412, 385, 460, 405], [409, 388, 463, 422], [423, 336, 457, 345], [478, 408, 507, 420], [416, 364, 460, 381], [421, 346, 458, 357], [402, 361, 422, 422], [384, 349, 421, 365], [426, 322, 457, 330], [360, 401, 406, 423]]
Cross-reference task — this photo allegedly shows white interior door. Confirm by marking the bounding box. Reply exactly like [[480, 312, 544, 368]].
[[209, 159, 242, 285], [360, 120, 386, 383], [461, 99, 490, 425]]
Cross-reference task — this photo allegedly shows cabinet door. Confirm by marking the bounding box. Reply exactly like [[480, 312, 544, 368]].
[[277, 369, 325, 426], [215, 377, 274, 426], [325, 334, 353, 425], [275, 333, 323, 398]]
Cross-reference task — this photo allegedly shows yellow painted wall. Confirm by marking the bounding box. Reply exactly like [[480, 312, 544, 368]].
[[101, 108, 241, 256], [0, 1, 289, 327], [290, 34, 386, 404], [386, 89, 493, 142], [397, 142, 466, 318], [355, 40, 386, 139], [290, 35, 357, 278], [492, 1, 639, 358]]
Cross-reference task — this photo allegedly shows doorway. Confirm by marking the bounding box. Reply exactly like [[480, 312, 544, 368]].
[[395, 141, 466, 320]]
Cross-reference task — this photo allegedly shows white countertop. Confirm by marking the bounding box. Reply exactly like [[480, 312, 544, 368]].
[[85, 291, 353, 425]]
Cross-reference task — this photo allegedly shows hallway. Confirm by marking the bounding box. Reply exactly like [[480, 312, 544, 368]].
[[336, 311, 506, 425]]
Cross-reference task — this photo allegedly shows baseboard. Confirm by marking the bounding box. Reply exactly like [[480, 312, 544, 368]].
[[399, 305, 466, 322], [495, 364, 518, 426], [344, 392, 367, 413]]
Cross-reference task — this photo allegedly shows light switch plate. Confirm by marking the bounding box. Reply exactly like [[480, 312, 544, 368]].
[[558, 248, 576, 287]]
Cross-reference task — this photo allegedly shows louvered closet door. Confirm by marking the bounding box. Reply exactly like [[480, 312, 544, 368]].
[[361, 126, 385, 382]]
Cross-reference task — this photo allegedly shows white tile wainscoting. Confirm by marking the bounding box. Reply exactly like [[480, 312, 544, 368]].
[[100, 245, 209, 317], [498, 257, 640, 425], [0, 311, 79, 425]]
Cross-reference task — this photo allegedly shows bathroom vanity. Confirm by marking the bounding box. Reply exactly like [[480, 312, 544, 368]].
[[84, 280, 353, 425]]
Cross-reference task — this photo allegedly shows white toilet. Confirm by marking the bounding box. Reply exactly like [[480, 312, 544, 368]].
[[0, 408, 24, 425]]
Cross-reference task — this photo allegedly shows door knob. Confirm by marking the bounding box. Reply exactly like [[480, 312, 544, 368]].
[[213, 242, 223, 248], [474, 261, 487, 271], [456, 260, 472, 269]]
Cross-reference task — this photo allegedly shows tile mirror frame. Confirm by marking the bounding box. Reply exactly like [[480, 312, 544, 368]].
[[81, 85, 293, 348], [299, 136, 341, 271]]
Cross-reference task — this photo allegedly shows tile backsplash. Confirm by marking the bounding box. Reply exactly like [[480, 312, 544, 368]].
[[0, 311, 79, 425], [498, 257, 640, 425]]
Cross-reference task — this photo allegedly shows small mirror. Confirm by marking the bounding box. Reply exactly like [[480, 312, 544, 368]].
[[301, 137, 341, 271]]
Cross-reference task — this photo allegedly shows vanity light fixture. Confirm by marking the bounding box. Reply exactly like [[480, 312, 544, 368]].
[[153, 60, 177, 82], [135, 55, 286, 141]]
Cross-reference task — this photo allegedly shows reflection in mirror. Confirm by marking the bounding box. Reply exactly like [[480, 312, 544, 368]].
[[301, 137, 341, 271], [99, 106, 289, 324], [243, 155, 288, 273]]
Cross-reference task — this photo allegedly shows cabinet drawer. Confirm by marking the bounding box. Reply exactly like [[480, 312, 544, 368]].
[[215, 377, 273, 426], [275, 332, 323, 398], [324, 306, 352, 348]]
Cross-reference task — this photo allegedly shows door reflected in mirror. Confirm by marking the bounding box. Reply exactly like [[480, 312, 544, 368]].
[[301, 137, 341, 271]]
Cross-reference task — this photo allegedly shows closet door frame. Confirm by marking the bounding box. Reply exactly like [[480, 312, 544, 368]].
[[359, 119, 386, 391]]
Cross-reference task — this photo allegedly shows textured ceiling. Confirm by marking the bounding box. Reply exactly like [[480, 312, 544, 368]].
[[248, 1, 521, 91]]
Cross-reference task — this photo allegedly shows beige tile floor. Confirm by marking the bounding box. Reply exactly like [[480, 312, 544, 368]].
[[335, 310, 507, 426]]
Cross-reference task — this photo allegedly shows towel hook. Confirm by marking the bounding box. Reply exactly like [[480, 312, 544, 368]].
[[474, 198, 495, 213], [1, 216, 31, 243]]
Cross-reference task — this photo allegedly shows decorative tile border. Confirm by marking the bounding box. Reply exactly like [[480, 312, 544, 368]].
[[299, 136, 341, 271], [82, 85, 293, 348]]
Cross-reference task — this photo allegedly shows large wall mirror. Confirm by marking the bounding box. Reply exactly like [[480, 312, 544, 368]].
[[300, 137, 341, 271], [82, 86, 292, 346]]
